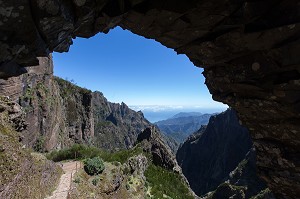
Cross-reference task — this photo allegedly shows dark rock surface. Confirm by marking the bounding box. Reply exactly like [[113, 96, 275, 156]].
[[176, 109, 253, 196], [92, 91, 150, 150], [137, 126, 179, 171], [0, 0, 299, 197], [203, 148, 275, 199], [227, 148, 274, 198]]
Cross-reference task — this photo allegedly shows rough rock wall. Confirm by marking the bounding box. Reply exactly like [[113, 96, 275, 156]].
[[53, 76, 94, 149], [0, 55, 67, 150], [0, 0, 299, 197], [176, 109, 253, 196], [92, 91, 151, 150], [0, 55, 94, 151], [0, 96, 62, 199], [0, 55, 152, 151], [137, 126, 179, 171]]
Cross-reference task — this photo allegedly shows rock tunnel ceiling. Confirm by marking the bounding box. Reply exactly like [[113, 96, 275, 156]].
[[0, 0, 299, 198]]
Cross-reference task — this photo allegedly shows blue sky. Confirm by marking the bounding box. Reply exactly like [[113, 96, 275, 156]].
[[53, 27, 227, 111]]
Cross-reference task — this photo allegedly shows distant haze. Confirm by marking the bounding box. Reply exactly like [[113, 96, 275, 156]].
[[130, 105, 227, 122]]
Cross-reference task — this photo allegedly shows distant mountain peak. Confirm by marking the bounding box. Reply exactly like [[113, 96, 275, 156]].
[[155, 113, 214, 143], [171, 112, 203, 119]]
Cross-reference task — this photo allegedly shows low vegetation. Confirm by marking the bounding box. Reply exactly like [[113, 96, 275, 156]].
[[250, 188, 273, 199], [46, 142, 193, 198], [0, 98, 62, 198], [83, 157, 105, 175], [145, 164, 194, 199], [55, 76, 91, 97], [46, 144, 94, 161], [46, 143, 144, 163]]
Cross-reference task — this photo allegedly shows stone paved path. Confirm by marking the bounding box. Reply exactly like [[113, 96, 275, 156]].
[[45, 161, 81, 199]]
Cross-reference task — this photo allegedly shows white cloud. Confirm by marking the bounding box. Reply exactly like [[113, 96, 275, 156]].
[[130, 105, 186, 112], [129, 105, 228, 112]]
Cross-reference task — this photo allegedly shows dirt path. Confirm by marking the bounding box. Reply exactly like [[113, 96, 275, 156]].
[[45, 161, 81, 199]]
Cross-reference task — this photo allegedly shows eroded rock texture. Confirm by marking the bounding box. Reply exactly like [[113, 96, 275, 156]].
[[137, 126, 198, 198], [176, 109, 254, 196], [137, 126, 179, 171], [0, 0, 299, 198], [0, 55, 152, 151]]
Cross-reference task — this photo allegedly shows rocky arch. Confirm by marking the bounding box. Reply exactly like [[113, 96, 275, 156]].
[[0, 0, 299, 198]]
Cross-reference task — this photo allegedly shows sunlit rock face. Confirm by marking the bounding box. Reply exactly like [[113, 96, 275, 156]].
[[0, 56, 151, 152], [0, 0, 299, 198]]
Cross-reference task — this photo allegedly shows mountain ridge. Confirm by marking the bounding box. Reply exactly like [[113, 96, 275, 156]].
[[0, 56, 177, 153], [155, 113, 214, 143], [171, 112, 203, 119]]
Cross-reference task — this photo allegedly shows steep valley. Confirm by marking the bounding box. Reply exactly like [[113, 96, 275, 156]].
[[0, 56, 193, 198], [1, 0, 299, 197], [0, 56, 275, 199], [176, 109, 273, 198]]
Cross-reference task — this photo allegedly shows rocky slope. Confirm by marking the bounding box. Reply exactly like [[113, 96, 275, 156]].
[[91, 91, 150, 150], [0, 55, 179, 153], [155, 113, 213, 143], [42, 80, 149, 151], [0, 96, 62, 199], [67, 127, 195, 199], [176, 109, 259, 197]]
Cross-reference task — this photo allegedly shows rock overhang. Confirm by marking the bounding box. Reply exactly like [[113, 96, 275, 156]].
[[0, 0, 299, 198]]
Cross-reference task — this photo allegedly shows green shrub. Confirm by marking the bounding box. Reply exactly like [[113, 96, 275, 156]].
[[92, 177, 100, 186], [46, 144, 101, 162], [46, 144, 144, 164], [74, 177, 81, 183], [33, 136, 45, 152], [83, 157, 105, 176], [126, 183, 130, 190]]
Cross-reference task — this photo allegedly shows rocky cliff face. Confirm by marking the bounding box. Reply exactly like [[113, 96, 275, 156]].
[[0, 96, 62, 199], [0, 56, 153, 152], [92, 91, 150, 150], [204, 147, 275, 199], [137, 126, 180, 171], [176, 109, 255, 196], [13, 59, 96, 151], [0, 56, 71, 151]]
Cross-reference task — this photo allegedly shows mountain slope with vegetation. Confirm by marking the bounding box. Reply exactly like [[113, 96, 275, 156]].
[[2, 56, 176, 152], [0, 97, 62, 198], [155, 113, 213, 143], [47, 127, 195, 199]]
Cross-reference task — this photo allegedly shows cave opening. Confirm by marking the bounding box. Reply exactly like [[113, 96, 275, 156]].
[[0, 0, 299, 198], [53, 26, 227, 122], [50, 27, 258, 197]]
